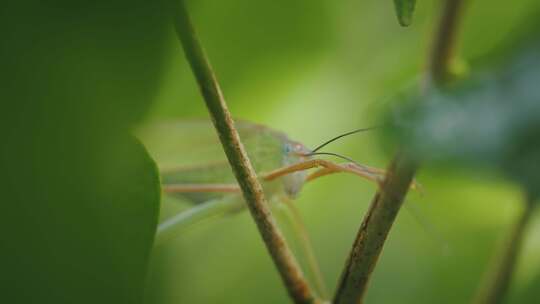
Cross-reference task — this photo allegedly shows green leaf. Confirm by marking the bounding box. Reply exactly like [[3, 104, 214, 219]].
[[0, 1, 168, 303], [386, 39, 540, 198], [393, 0, 416, 26]]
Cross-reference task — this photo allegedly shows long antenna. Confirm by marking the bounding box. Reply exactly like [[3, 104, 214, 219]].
[[310, 126, 379, 153], [306, 152, 360, 165]]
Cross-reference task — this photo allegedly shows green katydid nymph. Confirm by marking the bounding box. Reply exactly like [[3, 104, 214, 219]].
[[138, 119, 417, 299], [139, 120, 392, 231]]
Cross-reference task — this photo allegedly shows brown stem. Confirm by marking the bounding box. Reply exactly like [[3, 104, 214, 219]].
[[429, 0, 468, 84], [333, 153, 417, 303], [171, 1, 318, 303], [473, 194, 536, 304], [333, 1, 466, 303]]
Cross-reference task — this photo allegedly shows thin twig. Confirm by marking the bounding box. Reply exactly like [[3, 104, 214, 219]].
[[333, 1, 466, 303], [171, 1, 318, 303], [429, 0, 467, 84], [473, 194, 536, 304]]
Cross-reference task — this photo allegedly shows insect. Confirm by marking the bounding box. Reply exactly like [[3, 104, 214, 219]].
[[137, 119, 408, 299]]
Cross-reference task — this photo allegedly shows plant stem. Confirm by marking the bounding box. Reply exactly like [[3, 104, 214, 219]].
[[333, 1, 466, 303], [333, 154, 418, 304], [171, 2, 317, 303], [473, 194, 536, 304], [429, 0, 467, 83]]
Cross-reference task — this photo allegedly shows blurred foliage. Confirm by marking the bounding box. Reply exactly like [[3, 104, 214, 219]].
[[386, 35, 540, 199], [1, 1, 168, 303], [2, 0, 540, 304], [393, 0, 417, 26]]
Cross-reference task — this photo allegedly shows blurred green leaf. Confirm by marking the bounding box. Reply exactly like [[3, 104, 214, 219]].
[[386, 39, 540, 198], [393, 0, 416, 26], [0, 1, 168, 303]]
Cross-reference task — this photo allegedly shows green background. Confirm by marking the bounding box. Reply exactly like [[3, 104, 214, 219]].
[[2, 0, 540, 303], [144, 1, 540, 303]]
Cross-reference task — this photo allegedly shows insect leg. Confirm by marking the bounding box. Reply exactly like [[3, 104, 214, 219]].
[[263, 159, 357, 181], [343, 162, 422, 191], [306, 162, 384, 185], [263, 159, 323, 181], [306, 161, 422, 191], [277, 196, 329, 299], [163, 183, 241, 193], [156, 195, 244, 244]]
